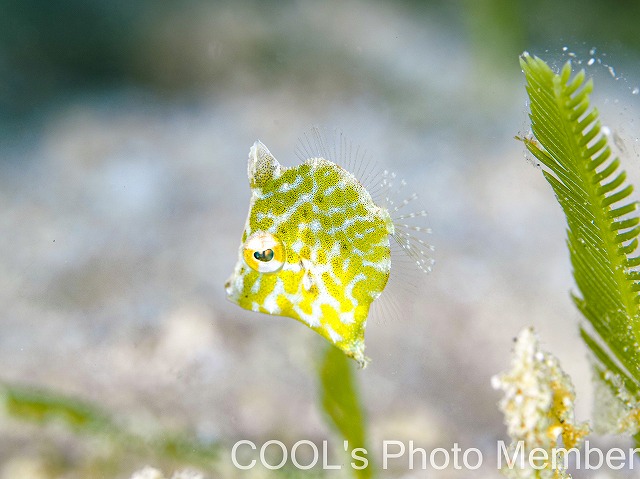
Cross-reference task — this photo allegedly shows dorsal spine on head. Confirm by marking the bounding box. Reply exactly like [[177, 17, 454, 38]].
[[248, 141, 284, 188]]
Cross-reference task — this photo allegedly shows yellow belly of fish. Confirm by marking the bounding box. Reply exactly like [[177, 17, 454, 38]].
[[240, 255, 388, 365]]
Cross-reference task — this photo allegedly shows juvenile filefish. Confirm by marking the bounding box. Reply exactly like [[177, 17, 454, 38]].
[[224, 132, 432, 366]]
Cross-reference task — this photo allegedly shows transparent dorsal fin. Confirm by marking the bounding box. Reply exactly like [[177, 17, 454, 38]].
[[371, 168, 434, 326], [295, 127, 386, 197], [380, 170, 435, 274]]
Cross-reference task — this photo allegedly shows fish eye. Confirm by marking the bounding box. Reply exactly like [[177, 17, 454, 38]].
[[253, 249, 274, 262], [243, 232, 285, 273]]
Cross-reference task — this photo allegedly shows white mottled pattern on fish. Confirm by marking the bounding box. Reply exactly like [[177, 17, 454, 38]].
[[225, 137, 432, 366]]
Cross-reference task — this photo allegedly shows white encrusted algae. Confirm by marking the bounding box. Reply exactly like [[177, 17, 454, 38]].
[[492, 328, 589, 479], [130, 467, 165, 479], [129, 467, 204, 479], [592, 367, 640, 435]]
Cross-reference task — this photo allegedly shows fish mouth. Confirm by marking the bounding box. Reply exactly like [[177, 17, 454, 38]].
[[224, 276, 238, 303]]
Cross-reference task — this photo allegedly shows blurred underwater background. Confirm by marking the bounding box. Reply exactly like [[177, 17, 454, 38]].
[[3, 0, 640, 477]]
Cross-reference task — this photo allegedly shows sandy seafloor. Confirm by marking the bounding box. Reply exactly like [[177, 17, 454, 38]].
[[2, 1, 640, 477]]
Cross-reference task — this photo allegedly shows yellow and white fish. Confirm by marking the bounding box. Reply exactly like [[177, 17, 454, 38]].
[[224, 131, 433, 366]]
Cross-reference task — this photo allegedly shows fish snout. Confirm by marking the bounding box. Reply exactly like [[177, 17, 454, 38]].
[[224, 274, 239, 303]]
